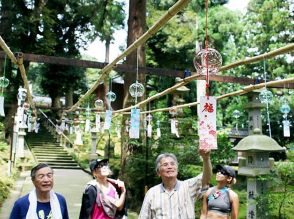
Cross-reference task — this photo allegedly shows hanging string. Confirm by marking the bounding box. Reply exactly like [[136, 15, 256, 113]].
[[263, 59, 272, 137], [1, 55, 7, 95], [205, 0, 209, 96], [135, 46, 139, 104]]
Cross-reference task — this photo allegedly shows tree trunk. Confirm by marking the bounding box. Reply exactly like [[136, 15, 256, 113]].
[[65, 85, 73, 108], [120, 0, 146, 177]]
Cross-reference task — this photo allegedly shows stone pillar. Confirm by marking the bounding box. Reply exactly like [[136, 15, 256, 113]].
[[245, 92, 265, 135], [17, 125, 26, 158], [247, 177, 257, 219]]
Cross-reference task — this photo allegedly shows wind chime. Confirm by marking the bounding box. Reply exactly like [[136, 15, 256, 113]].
[[104, 78, 116, 131], [258, 60, 273, 137], [194, 0, 221, 150], [128, 46, 145, 139], [232, 109, 241, 133], [0, 55, 10, 117]]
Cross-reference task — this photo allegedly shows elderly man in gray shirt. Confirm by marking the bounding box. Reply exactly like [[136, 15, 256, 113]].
[[138, 149, 212, 219]]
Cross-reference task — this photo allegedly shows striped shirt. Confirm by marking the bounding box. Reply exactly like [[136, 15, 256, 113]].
[[138, 174, 204, 219]]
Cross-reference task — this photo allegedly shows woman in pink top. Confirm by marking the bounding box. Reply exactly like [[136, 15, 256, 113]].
[[79, 158, 126, 219]]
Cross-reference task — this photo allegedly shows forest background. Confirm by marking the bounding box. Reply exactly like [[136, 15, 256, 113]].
[[0, 0, 293, 218]]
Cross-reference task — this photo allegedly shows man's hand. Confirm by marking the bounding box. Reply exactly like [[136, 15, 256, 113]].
[[198, 148, 211, 160]]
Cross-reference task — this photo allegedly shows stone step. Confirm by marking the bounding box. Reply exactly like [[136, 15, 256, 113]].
[[25, 125, 80, 169], [33, 151, 70, 155]]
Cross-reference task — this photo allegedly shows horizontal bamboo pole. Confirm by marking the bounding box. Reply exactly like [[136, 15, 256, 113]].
[[114, 43, 294, 114], [139, 77, 294, 114]]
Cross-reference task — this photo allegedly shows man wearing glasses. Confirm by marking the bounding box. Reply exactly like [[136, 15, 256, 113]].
[[9, 163, 69, 219], [138, 149, 212, 219]]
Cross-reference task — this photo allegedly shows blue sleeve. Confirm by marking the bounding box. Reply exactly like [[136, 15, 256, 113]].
[[9, 195, 29, 219], [57, 194, 69, 219]]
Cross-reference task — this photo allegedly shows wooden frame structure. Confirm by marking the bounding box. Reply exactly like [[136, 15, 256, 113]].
[[0, 0, 293, 115]]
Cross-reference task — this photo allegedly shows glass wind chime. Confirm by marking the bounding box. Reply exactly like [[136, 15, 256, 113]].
[[104, 78, 116, 131], [194, 0, 221, 150], [0, 55, 10, 117], [129, 47, 145, 139], [232, 109, 241, 133], [280, 98, 291, 137], [258, 60, 273, 137]]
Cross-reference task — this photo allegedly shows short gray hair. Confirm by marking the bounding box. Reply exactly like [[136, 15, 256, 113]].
[[155, 153, 178, 173], [31, 163, 53, 180]]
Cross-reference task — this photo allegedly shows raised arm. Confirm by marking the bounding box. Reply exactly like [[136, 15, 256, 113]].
[[199, 149, 212, 187]]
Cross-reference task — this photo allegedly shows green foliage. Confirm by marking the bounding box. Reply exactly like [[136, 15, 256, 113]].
[[256, 161, 294, 218], [210, 130, 235, 164], [0, 177, 14, 206]]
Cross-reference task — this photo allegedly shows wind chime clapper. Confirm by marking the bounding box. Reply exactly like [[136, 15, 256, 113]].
[[194, 0, 221, 150]]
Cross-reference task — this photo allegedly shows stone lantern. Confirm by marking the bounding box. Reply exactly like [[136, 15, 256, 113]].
[[233, 128, 284, 219], [171, 77, 190, 116]]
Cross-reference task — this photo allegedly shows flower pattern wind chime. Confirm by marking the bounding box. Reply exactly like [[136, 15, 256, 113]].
[[0, 55, 10, 117], [194, 0, 221, 150], [129, 47, 145, 139]]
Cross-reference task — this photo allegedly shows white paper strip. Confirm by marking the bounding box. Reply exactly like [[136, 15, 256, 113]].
[[283, 120, 290, 137], [198, 96, 217, 149], [85, 119, 91, 132], [129, 108, 140, 139], [147, 124, 152, 138], [95, 113, 101, 132], [103, 110, 113, 130], [0, 96, 5, 117], [157, 127, 161, 138]]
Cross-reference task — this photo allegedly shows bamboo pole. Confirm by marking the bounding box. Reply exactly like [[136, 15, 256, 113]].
[[113, 43, 294, 114], [139, 77, 294, 114], [0, 36, 35, 112], [66, 0, 191, 112], [0, 36, 17, 64]]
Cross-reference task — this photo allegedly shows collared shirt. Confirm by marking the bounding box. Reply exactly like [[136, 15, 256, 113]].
[[138, 174, 204, 219]]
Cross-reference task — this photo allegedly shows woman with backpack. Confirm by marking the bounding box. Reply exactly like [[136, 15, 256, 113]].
[[200, 165, 239, 219], [79, 158, 127, 219]]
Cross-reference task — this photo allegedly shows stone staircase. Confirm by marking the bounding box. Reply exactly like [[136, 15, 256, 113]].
[[25, 128, 80, 169]]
